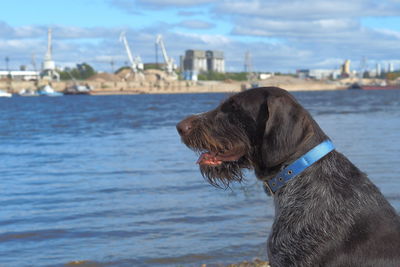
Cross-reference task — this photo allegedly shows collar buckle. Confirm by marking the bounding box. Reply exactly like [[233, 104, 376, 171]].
[[263, 181, 274, 196], [261, 140, 335, 196]]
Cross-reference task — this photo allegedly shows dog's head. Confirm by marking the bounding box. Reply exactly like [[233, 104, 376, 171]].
[[177, 87, 327, 187]]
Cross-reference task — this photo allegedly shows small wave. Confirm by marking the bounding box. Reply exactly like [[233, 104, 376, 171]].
[[64, 260, 102, 266], [0, 229, 68, 243]]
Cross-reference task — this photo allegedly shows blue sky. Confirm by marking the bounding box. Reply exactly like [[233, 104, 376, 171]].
[[1, 0, 400, 72]]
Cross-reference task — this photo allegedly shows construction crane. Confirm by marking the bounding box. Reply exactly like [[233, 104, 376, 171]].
[[41, 28, 60, 81], [156, 34, 176, 77], [119, 32, 143, 74]]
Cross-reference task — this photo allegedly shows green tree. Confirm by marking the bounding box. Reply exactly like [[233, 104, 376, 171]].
[[59, 63, 97, 80], [77, 63, 96, 79], [143, 63, 163, 70], [386, 71, 400, 80], [197, 71, 248, 81]]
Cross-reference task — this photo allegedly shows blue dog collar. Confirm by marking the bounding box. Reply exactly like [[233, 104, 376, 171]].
[[264, 140, 335, 195]]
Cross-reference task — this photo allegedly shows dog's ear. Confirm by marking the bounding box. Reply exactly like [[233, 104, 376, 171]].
[[260, 94, 320, 168]]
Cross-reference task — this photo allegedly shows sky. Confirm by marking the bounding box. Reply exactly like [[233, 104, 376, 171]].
[[1, 0, 400, 73]]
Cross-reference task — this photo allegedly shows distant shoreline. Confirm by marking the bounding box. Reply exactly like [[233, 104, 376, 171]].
[[1, 75, 349, 96]]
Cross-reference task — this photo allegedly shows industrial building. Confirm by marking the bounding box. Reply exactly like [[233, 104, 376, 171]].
[[297, 69, 341, 80], [181, 50, 225, 80], [0, 70, 39, 81], [341, 60, 351, 77]]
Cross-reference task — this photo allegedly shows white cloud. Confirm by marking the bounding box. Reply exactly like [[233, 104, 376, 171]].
[[177, 10, 204, 16], [373, 28, 400, 39], [215, 0, 400, 19], [313, 58, 345, 69], [2, 0, 400, 72], [176, 32, 231, 46], [109, 0, 214, 12], [136, 0, 214, 7], [176, 19, 215, 29], [232, 18, 360, 38], [0, 21, 14, 36], [0, 39, 41, 50], [108, 0, 142, 14]]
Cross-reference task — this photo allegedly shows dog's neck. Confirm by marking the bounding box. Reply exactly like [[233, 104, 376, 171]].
[[256, 140, 335, 196]]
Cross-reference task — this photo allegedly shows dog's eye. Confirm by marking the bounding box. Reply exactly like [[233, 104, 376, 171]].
[[221, 99, 237, 113]]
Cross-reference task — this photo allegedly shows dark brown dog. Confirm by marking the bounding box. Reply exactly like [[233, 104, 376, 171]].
[[177, 87, 400, 267]]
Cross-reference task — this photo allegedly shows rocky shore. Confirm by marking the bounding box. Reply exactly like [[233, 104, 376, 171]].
[[65, 259, 270, 266]]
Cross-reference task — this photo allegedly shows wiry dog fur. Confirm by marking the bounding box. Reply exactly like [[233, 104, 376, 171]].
[[177, 87, 400, 267]]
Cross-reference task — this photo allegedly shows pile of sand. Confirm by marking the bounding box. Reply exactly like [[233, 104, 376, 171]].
[[261, 75, 310, 85], [116, 69, 135, 81], [115, 68, 164, 82], [86, 72, 121, 82], [256, 75, 343, 91]]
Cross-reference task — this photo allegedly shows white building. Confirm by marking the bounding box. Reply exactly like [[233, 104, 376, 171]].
[[388, 62, 395, 73], [181, 49, 225, 80], [376, 63, 382, 76], [0, 70, 40, 81], [206, 50, 225, 73], [298, 69, 341, 80]]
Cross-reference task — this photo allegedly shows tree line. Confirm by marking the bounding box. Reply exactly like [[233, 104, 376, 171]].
[[58, 62, 400, 81]]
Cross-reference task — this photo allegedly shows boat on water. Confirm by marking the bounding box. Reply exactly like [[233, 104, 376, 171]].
[[37, 85, 63, 96], [18, 88, 39, 96], [348, 83, 400, 90], [63, 84, 92, 95], [0, 89, 12, 97]]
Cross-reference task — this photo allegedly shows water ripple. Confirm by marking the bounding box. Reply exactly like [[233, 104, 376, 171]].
[[0, 91, 399, 266]]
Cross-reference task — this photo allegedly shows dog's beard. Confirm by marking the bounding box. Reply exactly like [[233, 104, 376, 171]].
[[180, 119, 253, 187], [199, 157, 252, 188]]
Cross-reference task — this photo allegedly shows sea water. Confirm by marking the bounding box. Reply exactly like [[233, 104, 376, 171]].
[[1, 89, 399, 266]]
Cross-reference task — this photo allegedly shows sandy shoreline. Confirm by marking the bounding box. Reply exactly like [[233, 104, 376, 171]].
[[1, 75, 348, 96]]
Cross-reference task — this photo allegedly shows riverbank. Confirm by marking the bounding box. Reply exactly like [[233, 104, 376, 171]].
[[1, 75, 348, 95]]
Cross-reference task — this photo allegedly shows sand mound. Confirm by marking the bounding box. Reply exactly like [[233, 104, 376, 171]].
[[87, 73, 121, 82]]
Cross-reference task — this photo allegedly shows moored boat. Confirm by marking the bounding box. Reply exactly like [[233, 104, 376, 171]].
[[0, 89, 12, 97], [63, 84, 92, 95], [18, 88, 39, 96], [360, 85, 400, 90], [348, 82, 400, 90], [37, 85, 63, 96]]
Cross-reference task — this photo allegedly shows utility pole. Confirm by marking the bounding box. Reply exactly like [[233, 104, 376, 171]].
[[31, 53, 37, 72], [244, 51, 257, 87], [5, 56, 10, 72], [5, 56, 11, 91], [5, 56, 11, 80], [244, 51, 252, 73], [110, 58, 115, 73]]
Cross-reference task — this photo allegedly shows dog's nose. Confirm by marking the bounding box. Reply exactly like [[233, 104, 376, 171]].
[[176, 119, 193, 136]]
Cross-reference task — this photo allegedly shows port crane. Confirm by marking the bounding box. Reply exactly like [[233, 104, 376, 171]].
[[41, 28, 60, 81], [119, 32, 144, 74], [156, 34, 177, 78]]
